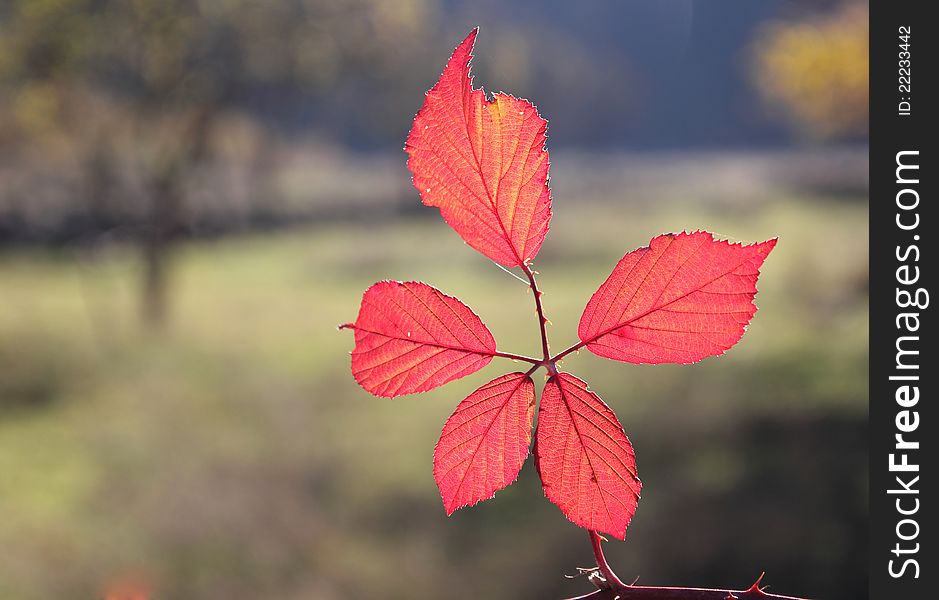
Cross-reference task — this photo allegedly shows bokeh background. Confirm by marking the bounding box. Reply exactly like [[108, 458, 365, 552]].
[[0, 1, 868, 599]]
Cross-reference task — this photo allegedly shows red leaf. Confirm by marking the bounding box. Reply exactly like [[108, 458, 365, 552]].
[[342, 281, 497, 397], [578, 231, 777, 364], [405, 28, 552, 268], [434, 372, 535, 514], [536, 373, 640, 539]]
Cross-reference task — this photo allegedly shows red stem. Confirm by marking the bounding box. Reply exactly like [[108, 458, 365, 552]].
[[493, 350, 542, 364], [568, 586, 809, 600], [522, 263, 553, 366], [589, 530, 628, 588], [576, 531, 809, 599], [552, 339, 586, 363]]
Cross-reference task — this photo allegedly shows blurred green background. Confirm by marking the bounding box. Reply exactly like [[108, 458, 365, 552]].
[[1, 1, 867, 599]]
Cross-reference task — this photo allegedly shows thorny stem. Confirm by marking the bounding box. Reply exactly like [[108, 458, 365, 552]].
[[521, 262, 554, 369], [588, 531, 628, 589], [575, 532, 810, 600], [552, 339, 588, 364], [566, 584, 810, 600]]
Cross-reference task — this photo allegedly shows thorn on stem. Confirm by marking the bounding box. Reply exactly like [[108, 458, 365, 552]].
[[747, 572, 767, 595]]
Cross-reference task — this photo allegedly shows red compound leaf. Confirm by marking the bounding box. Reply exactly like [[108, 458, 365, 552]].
[[341, 280, 497, 397], [434, 372, 535, 515], [536, 372, 641, 540], [405, 28, 552, 268], [578, 231, 777, 364]]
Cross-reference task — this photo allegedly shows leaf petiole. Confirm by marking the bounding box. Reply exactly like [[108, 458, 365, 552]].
[[493, 350, 542, 364]]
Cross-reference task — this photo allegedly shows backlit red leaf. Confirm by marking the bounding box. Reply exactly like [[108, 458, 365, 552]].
[[434, 372, 535, 515], [342, 281, 497, 397], [405, 29, 552, 267], [578, 231, 777, 364], [536, 373, 640, 539]]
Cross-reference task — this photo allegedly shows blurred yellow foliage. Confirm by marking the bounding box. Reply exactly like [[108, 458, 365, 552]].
[[11, 82, 61, 137], [751, 3, 868, 140]]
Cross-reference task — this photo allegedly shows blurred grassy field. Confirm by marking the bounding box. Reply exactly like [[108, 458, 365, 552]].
[[0, 194, 867, 599]]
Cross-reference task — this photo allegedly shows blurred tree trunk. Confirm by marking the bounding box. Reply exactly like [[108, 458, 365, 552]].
[[141, 170, 180, 327], [140, 107, 214, 329]]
